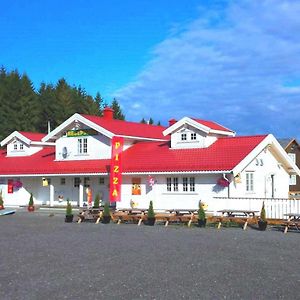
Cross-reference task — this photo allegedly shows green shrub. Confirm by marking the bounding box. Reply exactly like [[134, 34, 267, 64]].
[[0, 190, 3, 206], [66, 199, 73, 216], [28, 193, 34, 206], [147, 201, 155, 219], [94, 194, 100, 208], [102, 202, 110, 217], [260, 201, 266, 221], [198, 202, 206, 221]]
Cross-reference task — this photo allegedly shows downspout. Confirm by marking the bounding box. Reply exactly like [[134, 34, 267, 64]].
[[223, 173, 230, 198]]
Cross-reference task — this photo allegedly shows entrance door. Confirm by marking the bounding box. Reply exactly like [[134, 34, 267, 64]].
[[265, 174, 275, 198]]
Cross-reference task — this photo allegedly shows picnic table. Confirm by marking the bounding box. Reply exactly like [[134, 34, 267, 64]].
[[163, 209, 198, 227], [113, 208, 148, 225], [77, 207, 103, 223], [283, 213, 300, 234], [217, 209, 258, 230]]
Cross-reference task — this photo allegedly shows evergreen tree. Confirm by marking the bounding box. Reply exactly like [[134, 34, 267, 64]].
[[111, 98, 125, 120], [94, 92, 104, 116], [149, 117, 154, 125], [157, 121, 161, 126], [140, 118, 146, 124]]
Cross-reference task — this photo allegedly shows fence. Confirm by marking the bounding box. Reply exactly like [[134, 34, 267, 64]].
[[212, 197, 300, 219]]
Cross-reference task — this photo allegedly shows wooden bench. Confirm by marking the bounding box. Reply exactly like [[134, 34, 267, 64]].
[[77, 209, 102, 223], [282, 213, 300, 233]]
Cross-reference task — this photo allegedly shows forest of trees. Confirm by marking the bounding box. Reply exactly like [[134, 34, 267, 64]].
[[0, 68, 125, 141]]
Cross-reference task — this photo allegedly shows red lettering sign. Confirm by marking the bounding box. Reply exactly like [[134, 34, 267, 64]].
[[110, 137, 124, 202]]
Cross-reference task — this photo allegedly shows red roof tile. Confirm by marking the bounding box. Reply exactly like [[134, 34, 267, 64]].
[[19, 132, 46, 142], [192, 118, 234, 133], [122, 135, 267, 172], [0, 135, 267, 175], [82, 114, 167, 140]]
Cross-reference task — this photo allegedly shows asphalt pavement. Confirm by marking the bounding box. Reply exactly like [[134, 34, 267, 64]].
[[0, 209, 299, 300]]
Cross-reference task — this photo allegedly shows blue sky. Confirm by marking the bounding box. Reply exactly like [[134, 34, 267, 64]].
[[1, 0, 300, 138]]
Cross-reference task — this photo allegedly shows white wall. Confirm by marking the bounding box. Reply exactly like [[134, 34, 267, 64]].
[[7, 141, 42, 157], [0, 176, 110, 207], [116, 174, 228, 210], [230, 147, 290, 199], [170, 126, 218, 149]]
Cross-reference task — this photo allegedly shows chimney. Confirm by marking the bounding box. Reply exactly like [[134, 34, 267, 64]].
[[103, 107, 114, 119], [168, 119, 177, 127]]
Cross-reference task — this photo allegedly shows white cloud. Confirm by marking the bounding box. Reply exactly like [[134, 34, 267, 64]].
[[114, 0, 300, 138]]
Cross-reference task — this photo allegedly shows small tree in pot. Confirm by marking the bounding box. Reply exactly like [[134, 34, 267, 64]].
[[28, 193, 35, 212], [65, 199, 73, 223], [258, 201, 268, 231], [93, 193, 100, 209], [146, 201, 155, 226], [198, 202, 206, 227], [0, 190, 4, 210], [101, 202, 111, 224]]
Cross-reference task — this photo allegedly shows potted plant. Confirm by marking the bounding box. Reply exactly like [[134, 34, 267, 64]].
[[0, 190, 4, 210], [28, 193, 35, 212], [65, 199, 73, 223], [146, 201, 155, 226], [93, 193, 100, 209], [198, 202, 206, 227], [258, 201, 268, 231], [101, 202, 111, 224]]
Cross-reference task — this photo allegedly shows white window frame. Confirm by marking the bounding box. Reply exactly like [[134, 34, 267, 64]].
[[288, 153, 296, 164], [13, 144, 18, 150], [191, 133, 197, 141], [20, 144, 24, 150], [181, 133, 187, 141], [166, 177, 179, 192], [78, 138, 88, 154], [246, 172, 254, 192], [290, 175, 297, 186]]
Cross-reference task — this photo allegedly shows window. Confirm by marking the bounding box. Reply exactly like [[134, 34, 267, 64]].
[[167, 178, 172, 192], [99, 177, 105, 185], [84, 177, 90, 187], [60, 178, 66, 185], [181, 133, 187, 141], [246, 172, 254, 192], [183, 177, 195, 192], [191, 133, 197, 140], [78, 138, 88, 154], [74, 177, 80, 187], [13, 144, 17, 150], [288, 153, 296, 163], [290, 175, 297, 186], [173, 178, 178, 191], [189, 177, 195, 192], [183, 177, 188, 191], [20, 144, 24, 150]]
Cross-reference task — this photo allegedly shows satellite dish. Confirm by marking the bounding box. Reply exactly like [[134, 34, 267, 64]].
[[62, 147, 68, 159]]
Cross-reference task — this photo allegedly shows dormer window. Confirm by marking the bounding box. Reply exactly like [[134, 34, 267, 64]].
[[14, 144, 17, 150], [181, 133, 187, 141], [191, 133, 197, 140], [20, 144, 24, 150]]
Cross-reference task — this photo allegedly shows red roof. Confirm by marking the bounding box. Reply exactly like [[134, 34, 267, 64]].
[[121, 135, 267, 172], [0, 135, 267, 175], [192, 118, 234, 133], [19, 132, 46, 142], [82, 114, 167, 140]]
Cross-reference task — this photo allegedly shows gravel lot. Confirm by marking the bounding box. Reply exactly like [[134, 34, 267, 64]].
[[0, 209, 299, 300]]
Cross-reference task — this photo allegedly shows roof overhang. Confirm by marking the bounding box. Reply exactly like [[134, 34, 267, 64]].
[[163, 117, 235, 137], [1, 131, 31, 147], [42, 113, 114, 142], [232, 134, 300, 177]]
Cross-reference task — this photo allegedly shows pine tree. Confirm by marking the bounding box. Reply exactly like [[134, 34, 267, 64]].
[[149, 117, 154, 125], [140, 118, 146, 124], [111, 98, 125, 120]]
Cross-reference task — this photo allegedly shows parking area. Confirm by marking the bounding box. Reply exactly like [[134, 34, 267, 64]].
[[0, 209, 299, 299]]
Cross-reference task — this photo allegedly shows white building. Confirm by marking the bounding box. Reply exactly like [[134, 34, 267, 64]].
[[0, 108, 299, 213]]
